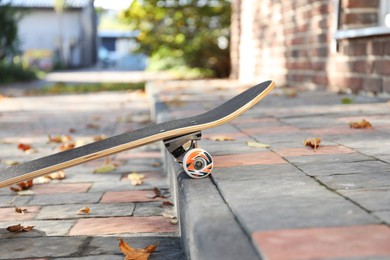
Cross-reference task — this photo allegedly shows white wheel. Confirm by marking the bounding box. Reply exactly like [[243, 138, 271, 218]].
[[182, 148, 213, 179]]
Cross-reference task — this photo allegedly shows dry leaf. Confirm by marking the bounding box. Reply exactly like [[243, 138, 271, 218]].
[[151, 162, 161, 167], [48, 134, 72, 143], [10, 180, 33, 192], [349, 119, 372, 129], [17, 143, 33, 152], [46, 170, 66, 180], [119, 239, 159, 260], [15, 207, 29, 214], [304, 138, 321, 151], [76, 206, 90, 215], [93, 134, 106, 141], [127, 172, 145, 186], [162, 213, 178, 225], [147, 187, 170, 199], [59, 142, 76, 151], [246, 141, 270, 148], [161, 201, 174, 207], [208, 135, 235, 141], [7, 224, 35, 233], [69, 128, 76, 133]]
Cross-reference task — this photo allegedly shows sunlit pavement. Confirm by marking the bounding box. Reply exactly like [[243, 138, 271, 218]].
[[152, 80, 390, 260], [0, 89, 184, 259]]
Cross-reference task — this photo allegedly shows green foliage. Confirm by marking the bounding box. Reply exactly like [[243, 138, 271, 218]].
[[0, 0, 20, 60], [0, 62, 37, 83], [30, 82, 145, 95], [121, 0, 231, 78]]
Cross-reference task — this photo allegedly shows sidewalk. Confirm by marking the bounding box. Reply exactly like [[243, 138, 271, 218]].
[[0, 90, 184, 259], [150, 80, 390, 260]]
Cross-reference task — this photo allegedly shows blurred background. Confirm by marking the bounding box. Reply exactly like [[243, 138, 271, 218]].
[[0, 0, 389, 95]]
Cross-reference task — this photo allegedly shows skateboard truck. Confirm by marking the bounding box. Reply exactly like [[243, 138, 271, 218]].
[[164, 131, 213, 178]]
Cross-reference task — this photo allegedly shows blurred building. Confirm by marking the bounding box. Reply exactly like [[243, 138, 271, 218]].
[[7, 0, 97, 69], [231, 0, 390, 94]]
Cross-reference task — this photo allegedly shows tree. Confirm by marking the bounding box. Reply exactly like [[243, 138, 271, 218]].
[[0, 0, 20, 61], [54, 0, 66, 66], [121, 0, 231, 77]]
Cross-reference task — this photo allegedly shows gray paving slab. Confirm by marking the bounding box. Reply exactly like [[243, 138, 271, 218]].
[[317, 172, 390, 190], [36, 203, 135, 219], [216, 179, 379, 232], [0, 237, 87, 259], [0, 219, 75, 237], [133, 202, 169, 217], [85, 236, 185, 259], [28, 192, 102, 206], [298, 161, 390, 176], [0, 194, 31, 207], [373, 211, 390, 225], [339, 188, 390, 211], [286, 153, 376, 165]]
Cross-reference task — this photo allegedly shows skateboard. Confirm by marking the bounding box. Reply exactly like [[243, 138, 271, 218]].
[[0, 80, 275, 187]]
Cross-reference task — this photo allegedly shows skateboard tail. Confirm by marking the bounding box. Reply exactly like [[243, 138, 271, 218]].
[[0, 81, 275, 188]]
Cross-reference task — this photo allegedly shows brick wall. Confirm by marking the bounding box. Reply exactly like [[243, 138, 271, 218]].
[[231, 0, 390, 94]]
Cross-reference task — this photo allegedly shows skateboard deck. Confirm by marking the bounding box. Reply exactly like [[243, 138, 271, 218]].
[[0, 80, 275, 187]]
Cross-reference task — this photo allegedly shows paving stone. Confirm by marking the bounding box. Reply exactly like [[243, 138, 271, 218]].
[[100, 190, 164, 204], [0, 195, 31, 207], [88, 181, 154, 192], [275, 145, 355, 157], [28, 192, 102, 206], [339, 188, 390, 211], [212, 163, 305, 182], [133, 202, 172, 217], [0, 219, 75, 237], [317, 172, 390, 190], [69, 216, 176, 236], [85, 236, 185, 259], [0, 206, 40, 221], [298, 161, 390, 176], [214, 151, 286, 167], [36, 203, 135, 219], [56, 256, 123, 260], [217, 179, 378, 232], [202, 139, 268, 155], [286, 153, 376, 165], [373, 211, 390, 225], [0, 237, 86, 259], [241, 125, 301, 136], [281, 116, 343, 129], [253, 225, 390, 260], [31, 183, 91, 194]]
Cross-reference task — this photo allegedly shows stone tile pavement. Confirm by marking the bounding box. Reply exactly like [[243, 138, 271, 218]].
[[0, 90, 184, 259], [150, 80, 390, 260]]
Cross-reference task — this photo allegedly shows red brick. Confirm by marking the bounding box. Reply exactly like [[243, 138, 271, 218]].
[[69, 216, 176, 235], [343, 0, 379, 8], [214, 152, 286, 168], [100, 190, 162, 203], [308, 126, 373, 136], [275, 145, 355, 157], [0, 206, 40, 222], [253, 225, 390, 260]]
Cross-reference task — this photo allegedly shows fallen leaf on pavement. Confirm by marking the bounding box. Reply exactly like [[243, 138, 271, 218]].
[[349, 119, 372, 129], [17, 190, 35, 196], [246, 141, 270, 148], [304, 138, 321, 151], [76, 206, 90, 215], [147, 187, 170, 199], [10, 180, 33, 192], [162, 212, 178, 225], [119, 239, 159, 260], [161, 201, 174, 207], [127, 172, 145, 186], [208, 135, 235, 141], [86, 123, 100, 129], [15, 207, 29, 214], [17, 143, 36, 153], [37, 170, 66, 183], [59, 142, 76, 151], [93, 134, 106, 141], [48, 134, 72, 143], [7, 224, 35, 233]]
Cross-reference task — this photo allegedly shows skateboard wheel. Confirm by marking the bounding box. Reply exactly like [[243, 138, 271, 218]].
[[182, 148, 213, 178]]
